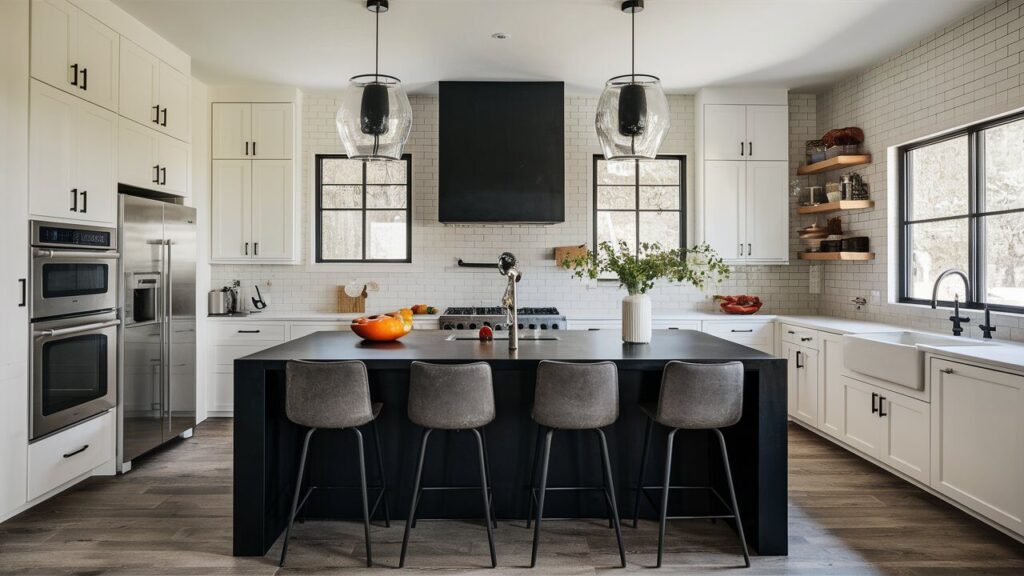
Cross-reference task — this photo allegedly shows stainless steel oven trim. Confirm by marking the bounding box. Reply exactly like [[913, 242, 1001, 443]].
[[30, 251, 119, 320], [31, 220, 117, 250], [30, 311, 119, 441]]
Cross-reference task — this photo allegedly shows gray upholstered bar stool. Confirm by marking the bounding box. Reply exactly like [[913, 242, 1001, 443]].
[[528, 360, 626, 568], [400, 361, 497, 569], [279, 360, 390, 568], [631, 360, 750, 569]]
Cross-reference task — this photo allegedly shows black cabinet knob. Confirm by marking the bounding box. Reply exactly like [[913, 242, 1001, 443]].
[[456, 323, 464, 330]]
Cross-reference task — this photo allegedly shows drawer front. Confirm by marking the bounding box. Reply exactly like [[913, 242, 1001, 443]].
[[654, 320, 701, 331], [28, 411, 113, 500], [781, 323, 818, 349], [213, 323, 286, 344], [703, 320, 774, 345], [215, 344, 278, 369]]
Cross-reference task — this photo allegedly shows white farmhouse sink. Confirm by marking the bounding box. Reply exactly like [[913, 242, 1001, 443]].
[[843, 331, 993, 391]]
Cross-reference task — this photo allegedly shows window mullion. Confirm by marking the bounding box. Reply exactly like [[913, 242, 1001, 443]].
[[969, 128, 981, 306]]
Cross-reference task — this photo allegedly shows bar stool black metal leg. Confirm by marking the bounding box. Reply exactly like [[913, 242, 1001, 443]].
[[371, 417, 391, 528], [279, 428, 315, 567], [526, 425, 543, 529], [530, 428, 554, 568], [400, 428, 432, 568], [480, 428, 498, 529], [657, 428, 677, 569], [632, 416, 653, 528], [352, 428, 373, 567], [597, 429, 626, 568], [471, 428, 498, 568], [715, 428, 751, 568]]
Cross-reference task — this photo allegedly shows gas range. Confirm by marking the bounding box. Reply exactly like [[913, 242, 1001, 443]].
[[439, 307, 566, 331]]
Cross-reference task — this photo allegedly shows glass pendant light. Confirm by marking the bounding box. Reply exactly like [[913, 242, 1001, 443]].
[[336, 0, 412, 161], [595, 0, 670, 160]]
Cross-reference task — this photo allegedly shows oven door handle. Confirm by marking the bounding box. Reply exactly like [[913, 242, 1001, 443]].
[[34, 319, 120, 339], [32, 249, 121, 260]]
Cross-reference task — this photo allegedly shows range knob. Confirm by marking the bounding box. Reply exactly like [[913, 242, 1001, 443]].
[[456, 323, 464, 330], [442, 323, 454, 330], [518, 323, 525, 329], [483, 321, 492, 328], [494, 324, 503, 331], [539, 323, 548, 330], [528, 323, 537, 330], [552, 323, 560, 330], [469, 323, 477, 329]]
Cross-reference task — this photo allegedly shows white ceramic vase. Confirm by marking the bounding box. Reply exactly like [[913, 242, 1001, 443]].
[[621, 293, 652, 344]]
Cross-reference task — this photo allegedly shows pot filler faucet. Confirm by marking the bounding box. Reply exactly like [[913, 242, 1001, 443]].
[[930, 269, 971, 336], [498, 252, 522, 351]]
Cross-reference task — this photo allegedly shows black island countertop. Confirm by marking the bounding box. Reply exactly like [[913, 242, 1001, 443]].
[[233, 329, 788, 558]]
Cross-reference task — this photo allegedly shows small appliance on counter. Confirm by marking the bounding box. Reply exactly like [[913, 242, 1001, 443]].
[[208, 281, 243, 316]]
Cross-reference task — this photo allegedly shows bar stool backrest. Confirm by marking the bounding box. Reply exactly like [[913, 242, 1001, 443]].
[[533, 360, 619, 429], [285, 360, 373, 429], [657, 361, 744, 430], [408, 361, 495, 430]]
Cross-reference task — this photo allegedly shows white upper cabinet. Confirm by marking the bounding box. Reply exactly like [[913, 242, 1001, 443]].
[[213, 103, 292, 160], [745, 106, 789, 160], [117, 117, 159, 190], [704, 105, 747, 160], [158, 134, 189, 197], [212, 160, 252, 260], [744, 161, 789, 261], [31, 0, 118, 111], [703, 160, 744, 260], [30, 80, 116, 224], [119, 39, 189, 142], [211, 159, 294, 263], [250, 160, 294, 259]]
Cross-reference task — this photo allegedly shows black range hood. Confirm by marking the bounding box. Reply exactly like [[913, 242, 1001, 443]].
[[439, 81, 565, 224]]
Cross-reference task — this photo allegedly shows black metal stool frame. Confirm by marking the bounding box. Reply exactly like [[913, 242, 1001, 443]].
[[278, 418, 391, 568], [631, 418, 751, 568], [527, 425, 627, 569]]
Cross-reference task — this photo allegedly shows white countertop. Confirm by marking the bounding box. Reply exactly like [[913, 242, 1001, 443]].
[[569, 312, 777, 322], [207, 312, 441, 322], [917, 343, 1024, 373], [776, 315, 908, 335]]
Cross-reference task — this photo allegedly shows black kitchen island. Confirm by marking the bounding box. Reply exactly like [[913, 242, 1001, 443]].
[[232, 329, 787, 557]]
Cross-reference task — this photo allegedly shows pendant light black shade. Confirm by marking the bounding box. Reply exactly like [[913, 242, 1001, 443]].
[[617, 83, 647, 137], [360, 82, 391, 136]]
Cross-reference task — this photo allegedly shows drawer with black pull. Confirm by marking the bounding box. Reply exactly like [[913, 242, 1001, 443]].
[[28, 411, 113, 500], [213, 323, 286, 344], [702, 320, 774, 354], [780, 323, 819, 349]]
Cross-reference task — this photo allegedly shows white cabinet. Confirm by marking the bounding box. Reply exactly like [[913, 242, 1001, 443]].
[[212, 159, 294, 262], [785, 341, 818, 427], [31, 0, 118, 111], [30, 80, 117, 224], [27, 411, 113, 500], [817, 331, 846, 439], [118, 119, 189, 197], [840, 375, 930, 484], [703, 104, 787, 161], [212, 103, 292, 160], [704, 160, 788, 263], [118, 39, 189, 142], [931, 359, 1024, 535]]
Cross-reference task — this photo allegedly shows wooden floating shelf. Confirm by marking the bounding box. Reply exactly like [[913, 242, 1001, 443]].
[[797, 199, 875, 214], [797, 154, 872, 175], [798, 252, 875, 261]]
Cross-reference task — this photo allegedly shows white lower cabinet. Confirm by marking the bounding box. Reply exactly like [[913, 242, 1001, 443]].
[[817, 331, 845, 439], [28, 411, 113, 500], [931, 359, 1024, 535], [784, 341, 818, 427], [702, 319, 774, 354]]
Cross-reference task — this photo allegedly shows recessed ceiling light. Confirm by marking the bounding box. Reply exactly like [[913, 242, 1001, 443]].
[[491, 32, 510, 40]]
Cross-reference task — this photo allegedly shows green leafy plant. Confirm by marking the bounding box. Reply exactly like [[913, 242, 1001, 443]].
[[561, 241, 730, 295]]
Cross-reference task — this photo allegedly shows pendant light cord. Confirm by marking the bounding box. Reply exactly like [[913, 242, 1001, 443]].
[[375, 7, 380, 80], [631, 5, 635, 82]]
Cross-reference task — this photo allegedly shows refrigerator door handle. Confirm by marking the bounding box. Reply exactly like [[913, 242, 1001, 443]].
[[164, 239, 173, 434]]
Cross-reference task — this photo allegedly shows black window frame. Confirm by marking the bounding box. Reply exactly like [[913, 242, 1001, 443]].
[[591, 155, 687, 257], [899, 111, 1024, 314], [315, 154, 413, 264]]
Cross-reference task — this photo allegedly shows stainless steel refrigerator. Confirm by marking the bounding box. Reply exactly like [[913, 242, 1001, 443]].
[[118, 194, 197, 472]]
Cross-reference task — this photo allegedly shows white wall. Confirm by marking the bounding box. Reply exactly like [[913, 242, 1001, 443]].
[[210, 92, 815, 317], [815, 0, 1024, 342]]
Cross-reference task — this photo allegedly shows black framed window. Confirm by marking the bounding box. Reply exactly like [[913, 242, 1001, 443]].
[[593, 155, 685, 256], [900, 112, 1024, 312], [315, 154, 412, 263]]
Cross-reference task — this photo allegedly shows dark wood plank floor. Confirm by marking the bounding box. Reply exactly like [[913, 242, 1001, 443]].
[[1, 419, 1022, 575]]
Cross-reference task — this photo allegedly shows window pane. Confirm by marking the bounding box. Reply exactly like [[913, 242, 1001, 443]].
[[983, 118, 1024, 212], [596, 210, 636, 254], [597, 160, 635, 185], [366, 160, 407, 185], [908, 218, 969, 301], [366, 211, 407, 260], [984, 213, 1024, 306], [909, 136, 969, 220], [321, 211, 362, 260], [639, 160, 679, 185], [639, 211, 680, 250], [322, 185, 362, 208], [596, 186, 635, 209], [639, 186, 680, 210], [321, 158, 362, 184], [367, 185, 407, 209]]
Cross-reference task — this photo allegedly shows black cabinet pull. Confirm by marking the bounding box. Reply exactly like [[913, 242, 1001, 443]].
[[731, 329, 753, 333], [70, 63, 78, 86], [80, 190, 87, 213], [800, 336, 812, 342], [63, 444, 89, 458], [748, 142, 753, 156], [160, 167, 167, 186], [254, 242, 259, 256], [871, 392, 878, 414], [152, 105, 161, 124], [80, 67, 87, 91], [252, 141, 256, 156], [19, 279, 27, 307], [153, 165, 160, 183], [878, 396, 887, 417], [245, 141, 249, 156], [160, 107, 167, 127], [747, 243, 752, 256], [740, 141, 744, 156], [70, 188, 78, 212], [795, 350, 803, 369], [244, 242, 249, 255], [238, 329, 261, 334]]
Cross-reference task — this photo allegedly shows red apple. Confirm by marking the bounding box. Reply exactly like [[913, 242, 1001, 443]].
[[478, 326, 494, 341]]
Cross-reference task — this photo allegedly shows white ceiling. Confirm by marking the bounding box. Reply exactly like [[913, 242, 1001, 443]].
[[112, 0, 987, 94]]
